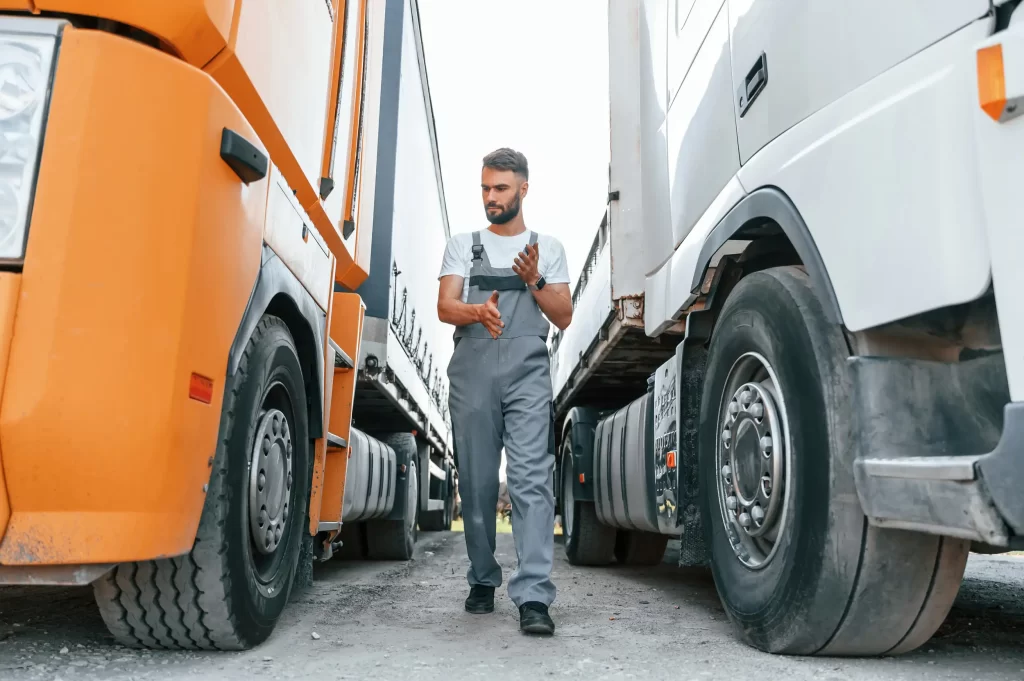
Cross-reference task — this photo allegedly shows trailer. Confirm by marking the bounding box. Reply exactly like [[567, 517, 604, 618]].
[[552, 0, 1021, 657], [335, 0, 457, 555]]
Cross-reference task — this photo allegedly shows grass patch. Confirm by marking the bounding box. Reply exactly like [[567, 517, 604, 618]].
[[448, 515, 562, 535]]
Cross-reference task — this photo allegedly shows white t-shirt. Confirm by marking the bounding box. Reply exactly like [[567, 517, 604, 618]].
[[438, 229, 570, 303]]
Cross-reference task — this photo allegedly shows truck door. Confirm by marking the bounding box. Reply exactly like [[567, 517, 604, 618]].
[[728, 0, 991, 165], [665, 0, 740, 250]]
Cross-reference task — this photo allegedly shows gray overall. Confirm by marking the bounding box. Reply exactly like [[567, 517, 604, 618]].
[[447, 230, 556, 608]]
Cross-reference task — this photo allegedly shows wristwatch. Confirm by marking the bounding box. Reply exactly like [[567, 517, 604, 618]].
[[529, 276, 546, 291]]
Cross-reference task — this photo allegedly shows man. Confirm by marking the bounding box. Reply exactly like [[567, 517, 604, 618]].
[[437, 148, 572, 635]]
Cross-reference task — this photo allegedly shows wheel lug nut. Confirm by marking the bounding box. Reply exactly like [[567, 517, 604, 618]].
[[761, 436, 773, 453], [721, 465, 731, 481], [740, 390, 752, 406], [739, 512, 752, 528], [721, 429, 731, 445], [728, 402, 740, 416], [751, 505, 765, 524], [750, 403, 764, 419], [726, 496, 737, 511]]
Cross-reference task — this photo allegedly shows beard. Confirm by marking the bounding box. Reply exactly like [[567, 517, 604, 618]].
[[484, 192, 521, 225]]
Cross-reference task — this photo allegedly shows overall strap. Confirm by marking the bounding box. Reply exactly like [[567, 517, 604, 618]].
[[471, 231, 484, 262]]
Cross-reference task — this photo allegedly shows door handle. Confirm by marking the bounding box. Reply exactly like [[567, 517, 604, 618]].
[[737, 52, 768, 118], [220, 128, 268, 185]]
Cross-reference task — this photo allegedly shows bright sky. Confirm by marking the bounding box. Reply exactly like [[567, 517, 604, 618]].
[[418, 0, 610, 289]]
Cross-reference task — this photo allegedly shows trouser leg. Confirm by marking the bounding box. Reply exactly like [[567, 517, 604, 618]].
[[502, 337, 556, 608], [447, 338, 503, 589]]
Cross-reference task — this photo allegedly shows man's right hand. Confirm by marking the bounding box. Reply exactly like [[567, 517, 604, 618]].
[[476, 291, 503, 339]]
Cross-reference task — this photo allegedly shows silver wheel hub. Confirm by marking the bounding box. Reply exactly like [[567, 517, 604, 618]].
[[249, 408, 293, 555], [717, 353, 789, 569]]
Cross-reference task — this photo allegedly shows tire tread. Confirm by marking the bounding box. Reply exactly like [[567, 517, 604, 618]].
[[93, 317, 299, 651]]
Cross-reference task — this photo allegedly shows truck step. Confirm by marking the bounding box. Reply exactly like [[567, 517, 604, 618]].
[[326, 432, 348, 450], [329, 337, 354, 370], [854, 454, 1007, 545]]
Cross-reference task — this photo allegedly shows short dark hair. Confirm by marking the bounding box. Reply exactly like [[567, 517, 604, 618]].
[[482, 147, 528, 181]]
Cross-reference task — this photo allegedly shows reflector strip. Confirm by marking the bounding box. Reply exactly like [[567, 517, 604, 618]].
[[978, 43, 1008, 121], [189, 373, 214, 404]]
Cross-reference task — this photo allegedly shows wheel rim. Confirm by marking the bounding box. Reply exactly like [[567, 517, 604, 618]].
[[715, 352, 791, 569], [561, 444, 574, 546], [248, 402, 293, 559]]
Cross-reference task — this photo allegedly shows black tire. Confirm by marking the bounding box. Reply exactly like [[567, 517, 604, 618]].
[[700, 267, 968, 656], [418, 461, 453, 532], [94, 315, 312, 650], [615, 530, 669, 566], [334, 521, 367, 560], [366, 455, 419, 560], [560, 436, 616, 566]]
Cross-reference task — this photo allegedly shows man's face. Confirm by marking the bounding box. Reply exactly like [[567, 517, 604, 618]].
[[481, 167, 528, 225]]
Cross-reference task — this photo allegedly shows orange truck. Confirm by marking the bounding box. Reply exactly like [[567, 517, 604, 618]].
[[0, 0, 456, 650]]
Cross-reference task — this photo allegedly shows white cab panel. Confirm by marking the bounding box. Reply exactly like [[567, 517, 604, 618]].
[[638, 0, 673, 276], [668, 0, 725, 107], [666, 3, 739, 252], [738, 20, 993, 333], [646, 176, 745, 336], [729, 0, 991, 164], [351, 0, 388, 269], [608, 0, 647, 298], [974, 22, 1024, 401], [233, 0, 334, 193]]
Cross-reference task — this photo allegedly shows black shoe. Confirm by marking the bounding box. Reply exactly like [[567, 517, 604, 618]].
[[465, 585, 495, 614], [519, 601, 555, 635]]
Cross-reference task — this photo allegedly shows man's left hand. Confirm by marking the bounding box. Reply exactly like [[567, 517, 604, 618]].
[[513, 242, 540, 287]]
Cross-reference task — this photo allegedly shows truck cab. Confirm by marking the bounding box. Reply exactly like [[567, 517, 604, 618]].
[[553, 0, 1021, 656], [0, 0, 456, 651]]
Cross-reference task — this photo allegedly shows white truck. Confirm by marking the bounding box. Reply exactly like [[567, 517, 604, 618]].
[[551, 0, 1022, 656]]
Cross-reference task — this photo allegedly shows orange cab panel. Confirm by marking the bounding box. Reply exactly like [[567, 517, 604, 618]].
[[30, 0, 236, 67], [0, 27, 268, 565], [0, 275, 21, 547], [317, 292, 364, 526]]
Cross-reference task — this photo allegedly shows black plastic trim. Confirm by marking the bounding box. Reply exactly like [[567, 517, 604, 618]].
[[328, 337, 353, 369], [327, 432, 348, 450], [690, 186, 843, 325], [220, 128, 268, 185], [975, 401, 1024, 535], [319, 177, 335, 200], [228, 245, 326, 439], [470, 274, 527, 291]]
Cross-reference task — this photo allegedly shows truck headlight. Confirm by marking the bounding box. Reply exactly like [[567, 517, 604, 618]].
[[0, 29, 57, 262]]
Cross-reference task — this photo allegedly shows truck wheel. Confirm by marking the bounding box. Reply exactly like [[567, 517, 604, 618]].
[[93, 315, 312, 650], [366, 456, 419, 560], [699, 267, 969, 656], [334, 521, 367, 559], [419, 461, 453, 531], [614, 530, 669, 566], [444, 462, 455, 528], [561, 438, 616, 566]]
